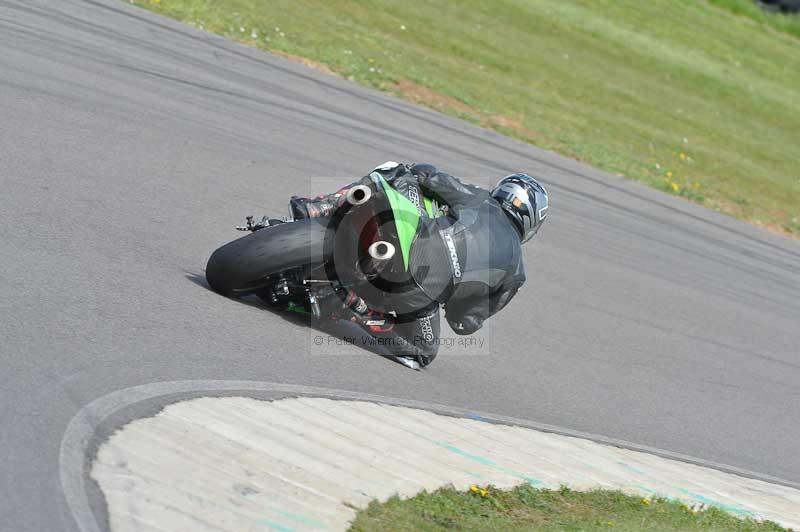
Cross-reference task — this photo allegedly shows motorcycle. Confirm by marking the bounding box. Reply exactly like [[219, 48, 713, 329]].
[[205, 171, 446, 325]]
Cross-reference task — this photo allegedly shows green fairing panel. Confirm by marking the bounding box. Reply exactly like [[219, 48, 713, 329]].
[[423, 196, 436, 218], [378, 176, 420, 271], [286, 301, 310, 314]]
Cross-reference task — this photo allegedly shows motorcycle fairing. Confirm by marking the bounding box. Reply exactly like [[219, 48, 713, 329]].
[[372, 173, 420, 272]]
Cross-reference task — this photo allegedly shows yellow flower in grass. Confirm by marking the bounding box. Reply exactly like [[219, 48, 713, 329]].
[[670, 182, 680, 193], [469, 485, 489, 497]]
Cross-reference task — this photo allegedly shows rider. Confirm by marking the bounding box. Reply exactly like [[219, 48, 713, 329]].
[[289, 162, 548, 369]]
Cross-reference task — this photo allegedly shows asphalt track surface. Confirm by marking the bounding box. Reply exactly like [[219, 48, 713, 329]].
[[1, 1, 799, 530]]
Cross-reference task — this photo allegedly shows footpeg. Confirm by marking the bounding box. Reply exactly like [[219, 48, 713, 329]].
[[236, 215, 262, 231], [236, 215, 284, 232]]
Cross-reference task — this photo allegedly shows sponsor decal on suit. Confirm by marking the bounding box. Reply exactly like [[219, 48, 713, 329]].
[[442, 232, 462, 278]]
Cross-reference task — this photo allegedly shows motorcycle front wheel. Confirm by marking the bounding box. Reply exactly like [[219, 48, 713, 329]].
[[205, 218, 332, 297]]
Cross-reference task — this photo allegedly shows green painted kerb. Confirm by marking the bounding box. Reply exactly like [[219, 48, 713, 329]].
[[378, 176, 419, 271]]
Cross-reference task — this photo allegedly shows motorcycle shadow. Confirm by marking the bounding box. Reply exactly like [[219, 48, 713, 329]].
[[185, 273, 412, 369]]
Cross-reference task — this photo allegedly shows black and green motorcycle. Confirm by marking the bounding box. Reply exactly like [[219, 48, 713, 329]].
[[205, 170, 445, 319]]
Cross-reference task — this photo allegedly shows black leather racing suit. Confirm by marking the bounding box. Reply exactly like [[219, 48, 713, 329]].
[[326, 163, 526, 364]]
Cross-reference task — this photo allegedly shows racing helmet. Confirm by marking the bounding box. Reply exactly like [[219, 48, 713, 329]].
[[491, 173, 548, 243]]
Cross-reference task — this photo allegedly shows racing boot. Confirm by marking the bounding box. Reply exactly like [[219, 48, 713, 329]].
[[340, 288, 422, 370], [338, 288, 396, 333], [318, 288, 421, 370], [289, 186, 349, 220]]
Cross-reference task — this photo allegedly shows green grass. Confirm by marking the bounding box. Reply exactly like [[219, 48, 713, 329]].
[[349, 485, 787, 531], [131, 0, 800, 236], [710, 0, 800, 39]]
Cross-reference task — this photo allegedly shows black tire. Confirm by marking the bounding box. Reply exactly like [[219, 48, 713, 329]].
[[205, 218, 332, 297]]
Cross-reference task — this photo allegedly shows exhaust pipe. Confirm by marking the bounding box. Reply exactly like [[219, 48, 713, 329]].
[[368, 241, 395, 261], [358, 240, 395, 279], [346, 185, 371, 206]]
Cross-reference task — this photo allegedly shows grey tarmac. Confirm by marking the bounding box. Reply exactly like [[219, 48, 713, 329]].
[[1, 1, 799, 531]]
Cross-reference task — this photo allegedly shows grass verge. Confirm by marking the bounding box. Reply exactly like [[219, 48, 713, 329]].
[[709, 0, 800, 39], [349, 485, 788, 531], [130, 0, 800, 237]]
